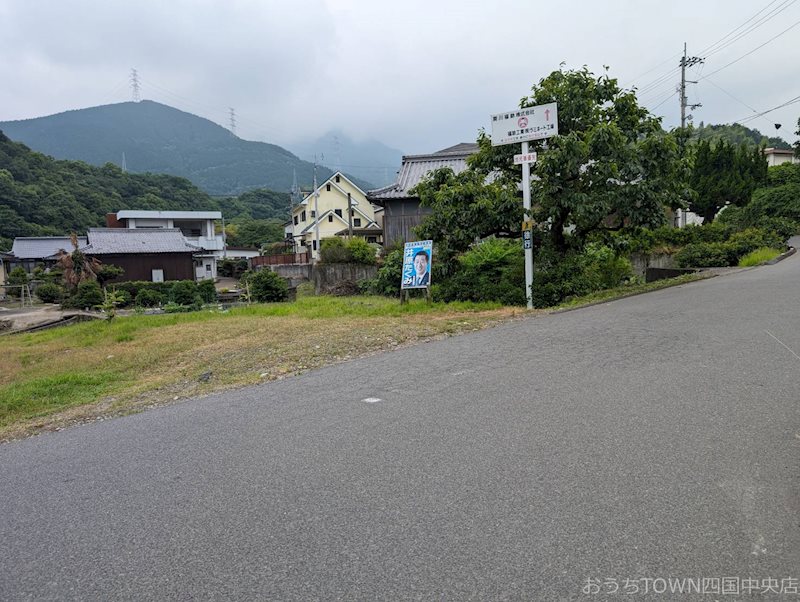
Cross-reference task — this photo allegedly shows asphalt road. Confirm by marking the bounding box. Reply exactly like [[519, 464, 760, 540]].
[[2, 242, 799, 601]]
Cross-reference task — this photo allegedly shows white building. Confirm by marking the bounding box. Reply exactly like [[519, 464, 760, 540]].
[[764, 147, 799, 167], [110, 210, 224, 280]]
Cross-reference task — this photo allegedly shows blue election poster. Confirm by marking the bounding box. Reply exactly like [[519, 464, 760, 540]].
[[401, 240, 433, 289]]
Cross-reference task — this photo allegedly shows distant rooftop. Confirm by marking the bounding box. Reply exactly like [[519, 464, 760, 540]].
[[82, 228, 199, 255], [10, 237, 87, 260], [116, 210, 223, 220], [367, 143, 479, 201]]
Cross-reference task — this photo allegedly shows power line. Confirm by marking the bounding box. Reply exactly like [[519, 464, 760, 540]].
[[733, 93, 800, 124], [698, 0, 793, 57], [699, 17, 800, 80]]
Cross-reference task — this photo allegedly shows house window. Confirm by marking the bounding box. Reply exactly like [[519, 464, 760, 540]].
[[293, 216, 298, 225], [353, 218, 362, 227], [310, 210, 315, 218], [301, 210, 306, 222], [205, 264, 212, 272], [335, 175, 340, 183], [312, 240, 317, 251], [328, 214, 333, 223], [300, 240, 307, 247], [334, 209, 342, 217], [367, 236, 377, 243]]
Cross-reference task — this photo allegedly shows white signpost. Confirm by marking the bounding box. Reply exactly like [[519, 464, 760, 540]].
[[490, 102, 558, 309]]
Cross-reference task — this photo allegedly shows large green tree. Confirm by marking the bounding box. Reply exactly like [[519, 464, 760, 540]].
[[417, 66, 688, 256], [689, 140, 767, 223]]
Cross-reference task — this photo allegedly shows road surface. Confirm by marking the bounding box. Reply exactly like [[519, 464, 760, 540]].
[[1, 242, 798, 600]]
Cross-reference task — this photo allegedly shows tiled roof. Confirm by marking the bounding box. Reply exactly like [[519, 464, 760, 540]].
[[82, 228, 200, 255], [367, 143, 479, 201], [10, 237, 87, 260]]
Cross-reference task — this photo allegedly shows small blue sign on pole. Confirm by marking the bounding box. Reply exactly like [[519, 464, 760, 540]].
[[523, 230, 532, 250], [401, 240, 433, 289]]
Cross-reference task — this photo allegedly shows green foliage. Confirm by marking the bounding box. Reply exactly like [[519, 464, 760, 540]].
[[413, 167, 522, 270], [224, 218, 285, 247], [767, 162, 800, 186], [217, 258, 249, 278], [99, 288, 127, 320], [8, 266, 28, 287], [738, 248, 782, 267], [241, 269, 288, 303], [197, 279, 218, 303], [320, 238, 350, 263], [437, 238, 526, 305], [689, 140, 767, 222], [364, 249, 404, 297], [746, 182, 800, 223], [95, 264, 124, 286], [134, 288, 165, 307], [346, 238, 377, 265], [170, 280, 199, 306], [692, 122, 791, 150], [674, 243, 732, 268], [34, 282, 64, 303], [72, 281, 103, 309]]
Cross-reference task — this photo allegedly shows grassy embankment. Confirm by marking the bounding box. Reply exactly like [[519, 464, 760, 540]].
[[0, 273, 710, 441], [0, 296, 514, 440]]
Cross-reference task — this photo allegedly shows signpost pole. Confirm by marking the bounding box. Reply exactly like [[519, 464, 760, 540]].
[[521, 141, 533, 309]]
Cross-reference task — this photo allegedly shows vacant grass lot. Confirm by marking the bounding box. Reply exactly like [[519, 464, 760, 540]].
[[0, 297, 516, 440]]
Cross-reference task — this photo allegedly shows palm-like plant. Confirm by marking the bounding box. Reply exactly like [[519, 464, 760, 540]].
[[55, 233, 101, 291]]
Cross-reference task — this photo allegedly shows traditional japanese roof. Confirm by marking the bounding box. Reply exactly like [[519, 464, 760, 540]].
[[81, 228, 200, 255], [10, 237, 87, 260], [367, 143, 479, 202]]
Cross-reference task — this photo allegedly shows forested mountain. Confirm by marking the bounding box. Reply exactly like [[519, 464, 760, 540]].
[[692, 122, 791, 149], [0, 101, 355, 196], [0, 132, 289, 250]]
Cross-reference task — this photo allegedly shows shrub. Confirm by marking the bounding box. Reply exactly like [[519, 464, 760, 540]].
[[320, 238, 351, 263], [170, 280, 198, 306], [6, 267, 28, 296], [674, 242, 730, 268], [438, 238, 526, 305], [135, 288, 165, 307], [347, 238, 377, 265], [218, 258, 249, 278], [582, 243, 633, 290], [96, 264, 125, 286], [197, 279, 218, 303], [73, 281, 104, 309], [363, 249, 404, 296], [114, 289, 133, 307], [242, 269, 288, 302], [35, 282, 64, 303], [725, 228, 783, 263]]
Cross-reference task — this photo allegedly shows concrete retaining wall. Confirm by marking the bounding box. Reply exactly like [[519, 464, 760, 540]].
[[630, 252, 676, 278], [312, 264, 378, 295]]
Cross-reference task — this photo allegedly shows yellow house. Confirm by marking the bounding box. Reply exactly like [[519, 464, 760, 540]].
[[288, 172, 382, 259]]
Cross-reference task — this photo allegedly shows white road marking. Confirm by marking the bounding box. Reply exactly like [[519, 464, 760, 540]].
[[764, 330, 800, 362], [362, 397, 383, 403]]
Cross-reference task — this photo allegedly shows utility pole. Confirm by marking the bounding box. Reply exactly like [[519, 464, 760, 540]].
[[679, 43, 703, 227], [313, 156, 321, 262], [347, 191, 353, 239], [679, 43, 704, 129]]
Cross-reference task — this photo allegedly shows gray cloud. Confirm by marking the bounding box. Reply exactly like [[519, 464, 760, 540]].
[[1, 0, 797, 156]]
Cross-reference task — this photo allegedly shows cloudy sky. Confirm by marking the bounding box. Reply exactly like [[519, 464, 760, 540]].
[[1, 0, 798, 156]]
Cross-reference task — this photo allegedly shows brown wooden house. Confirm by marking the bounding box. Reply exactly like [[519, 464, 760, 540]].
[[81, 228, 199, 282]]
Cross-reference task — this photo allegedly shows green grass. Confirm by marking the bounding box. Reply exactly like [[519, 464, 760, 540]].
[[0, 371, 121, 427], [556, 273, 707, 309], [737, 247, 782, 267]]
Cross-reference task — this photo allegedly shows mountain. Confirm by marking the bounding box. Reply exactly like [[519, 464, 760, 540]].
[[692, 122, 791, 150], [0, 131, 289, 251], [290, 130, 403, 188], [0, 101, 351, 196]]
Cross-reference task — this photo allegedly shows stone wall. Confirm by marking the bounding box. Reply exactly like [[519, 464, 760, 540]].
[[312, 264, 378, 295]]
